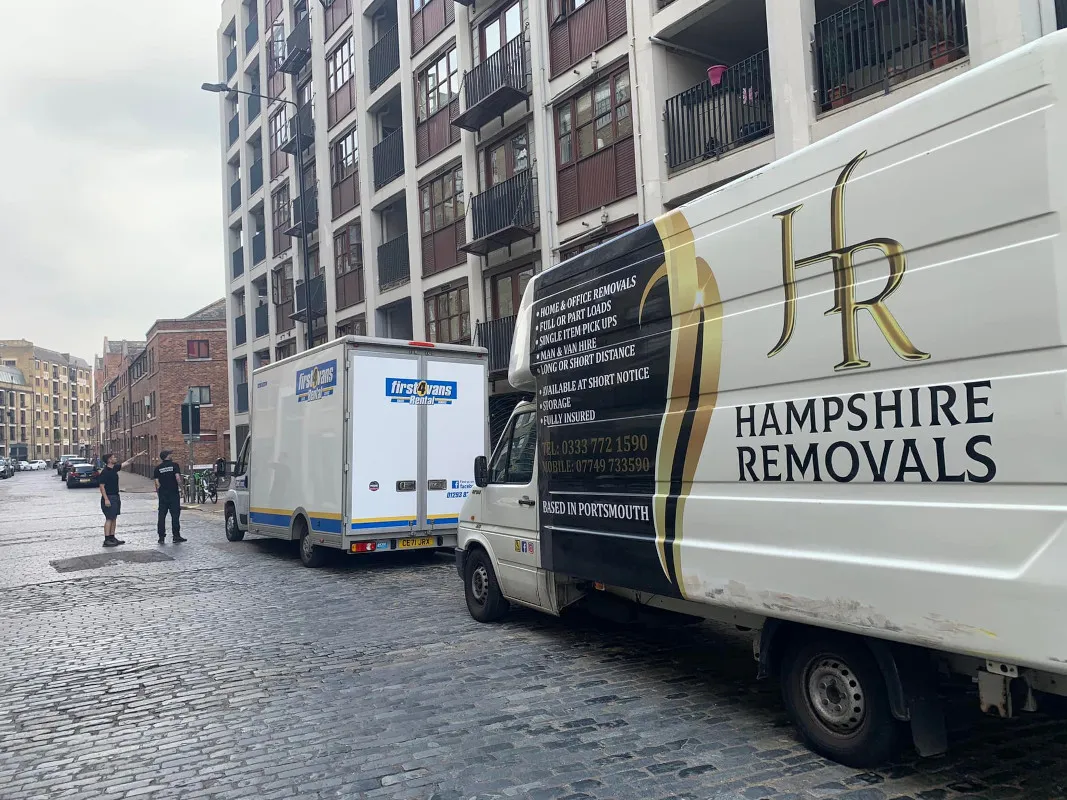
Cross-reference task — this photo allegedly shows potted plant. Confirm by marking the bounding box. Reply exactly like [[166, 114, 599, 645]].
[[923, 0, 959, 68]]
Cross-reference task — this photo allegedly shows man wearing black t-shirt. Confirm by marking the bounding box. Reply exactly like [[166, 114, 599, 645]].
[[98, 450, 147, 547], [153, 450, 186, 544]]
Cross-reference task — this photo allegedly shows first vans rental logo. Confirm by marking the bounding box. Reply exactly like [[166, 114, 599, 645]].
[[385, 378, 457, 405], [295, 360, 338, 403]]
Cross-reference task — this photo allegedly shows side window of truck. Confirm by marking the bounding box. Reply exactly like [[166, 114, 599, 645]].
[[489, 412, 536, 485]]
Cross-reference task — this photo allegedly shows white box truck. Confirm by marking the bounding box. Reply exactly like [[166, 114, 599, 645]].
[[455, 32, 1067, 767], [224, 336, 488, 566]]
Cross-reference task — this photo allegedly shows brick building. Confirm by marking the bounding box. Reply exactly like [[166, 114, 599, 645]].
[[91, 339, 146, 462], [102, 300, 230, 478]]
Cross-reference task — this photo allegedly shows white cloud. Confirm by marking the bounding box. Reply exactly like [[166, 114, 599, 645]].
[[0, 0, 226, 358]]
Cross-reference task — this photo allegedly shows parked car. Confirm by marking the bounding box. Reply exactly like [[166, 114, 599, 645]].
[[0, 459, 13, 479], [18, 461, 30, 471], [66, 463, 100, 488], [59, 458, 88, 480], [27, 460, 47, 470]]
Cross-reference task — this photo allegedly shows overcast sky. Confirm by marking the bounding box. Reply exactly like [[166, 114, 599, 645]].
[[0, 2, 224, 363]]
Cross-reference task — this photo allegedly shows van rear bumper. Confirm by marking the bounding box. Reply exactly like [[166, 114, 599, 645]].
[[455, 547, 466, 579]]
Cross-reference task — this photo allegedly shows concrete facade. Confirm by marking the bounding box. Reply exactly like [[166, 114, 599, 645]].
[[213, 0, 1065, 455]]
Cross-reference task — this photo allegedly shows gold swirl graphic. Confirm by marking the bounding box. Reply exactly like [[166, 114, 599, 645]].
[[638, 211, 723, 593]]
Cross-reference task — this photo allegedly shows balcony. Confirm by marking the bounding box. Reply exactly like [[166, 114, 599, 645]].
[[245, 16, 259, 53], [234, 314, 247, 346], [373, 128, 404, 189], [475, 315, 517, 377], [235, 382, 249, 414], [254, 303, 270, 338], [369, 25, 400, 91], [225, 46, 237, 80], [453, 36, 529, 132], [251, 229, 267, 264], [1059, 0, 1066, 29], [378, 234, 410, 290], [247, 92, 261, 122], [228, 112, 240, 146], [814, 0, 968, 113], [462, 169, 537, 257], [231, 246, 245, 280], [282, 189, 318, 237], [250, 158, 263, 193], [279, 14, 312, 75], [664, 49, 773, 173], [229, 178, 242, 213], [291, 274, 326, 322], [280, 103, 314, 154]]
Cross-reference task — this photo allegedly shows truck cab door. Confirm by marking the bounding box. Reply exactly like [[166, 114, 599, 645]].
[[480, 409, 541, 607]]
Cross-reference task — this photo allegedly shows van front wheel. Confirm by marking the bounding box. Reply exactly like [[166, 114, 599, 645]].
[[464, 549, 508, 623], [780, 634, 902, 768]]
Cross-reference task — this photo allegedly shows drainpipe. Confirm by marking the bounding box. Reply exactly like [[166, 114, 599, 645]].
[[627, 5, 646, 224]]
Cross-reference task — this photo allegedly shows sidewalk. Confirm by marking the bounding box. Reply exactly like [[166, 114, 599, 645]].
[[119, 471, 224, 516]]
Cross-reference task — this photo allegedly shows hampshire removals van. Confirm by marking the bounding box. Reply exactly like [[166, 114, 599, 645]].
[[224, 336, 488, 566], [454, 32, 1067, 767]]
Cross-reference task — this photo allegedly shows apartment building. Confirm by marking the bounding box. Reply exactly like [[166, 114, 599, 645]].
[[101, 301, 231, 477], [214, 0, 1066, 450], [92, 339, 147, 463], [0, 365, 33, 462], [0, 340, 93, 462]]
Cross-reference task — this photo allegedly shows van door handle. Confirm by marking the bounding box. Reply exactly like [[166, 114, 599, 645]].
[[518, 496, 535, 507]]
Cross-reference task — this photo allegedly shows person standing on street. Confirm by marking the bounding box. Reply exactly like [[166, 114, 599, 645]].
[[153, 450, 186, 544], [98, 451, 147, 547]]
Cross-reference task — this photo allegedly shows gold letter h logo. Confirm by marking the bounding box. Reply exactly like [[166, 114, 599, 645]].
[[767, 151, 930, 371]]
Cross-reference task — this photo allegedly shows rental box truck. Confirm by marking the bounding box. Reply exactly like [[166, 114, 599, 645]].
[[225, 336, 488, 566], [454, 32, 1067, 766]]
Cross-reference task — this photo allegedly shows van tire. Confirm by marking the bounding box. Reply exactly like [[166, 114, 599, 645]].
[[225, 506, 244, 542], [297, 518, 327, 568], [464, 548, 508, 623], [780, 634, 902, 768]]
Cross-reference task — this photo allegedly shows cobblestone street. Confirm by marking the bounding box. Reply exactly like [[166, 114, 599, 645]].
[[2, 470, 1066, 800]]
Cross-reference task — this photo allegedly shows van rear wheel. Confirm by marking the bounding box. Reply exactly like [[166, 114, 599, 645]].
[[297, 518, 327, 568], [780, 634, 902, 768], [464, 549, 508, 623]]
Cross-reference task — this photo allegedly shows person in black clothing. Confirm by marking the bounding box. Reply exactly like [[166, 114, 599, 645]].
[[153, 450, 187, 544], [98, 450, 147, 547]]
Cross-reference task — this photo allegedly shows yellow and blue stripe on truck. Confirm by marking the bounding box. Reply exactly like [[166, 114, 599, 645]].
[[349, 513, 459, 530], [249, 507, 343, 533]]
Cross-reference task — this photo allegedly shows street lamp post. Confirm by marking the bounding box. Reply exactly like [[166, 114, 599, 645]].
[[202, 82, 317, 351]]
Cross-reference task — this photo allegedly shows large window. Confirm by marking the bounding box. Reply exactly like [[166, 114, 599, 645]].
[[188, 386, 212, 405], [485, 266, 533, 320], [557, 68, 631, 166], [481, 1, 521, 58], [269, 108, 288, 178], [272, 261, 294, 303], [334, 220, 363, 277], [419, 165, 464, 235], [336, 316, 367, 337], [331, 127, 359, 217], [187, 340, 210, 359], [482, 128, 528, 189], [324, 0, 352, 39], [425, 284, 470, 344], [416, 48, 459, 122], [271, 183, 292, 255], [327, 37, 353, 94]]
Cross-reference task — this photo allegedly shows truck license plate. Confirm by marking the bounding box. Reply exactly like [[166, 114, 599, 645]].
[[397, 537, 434, 549]]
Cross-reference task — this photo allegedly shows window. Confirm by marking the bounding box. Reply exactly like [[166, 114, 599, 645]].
[[187, 340, 210, 359], [485, 266, 533, 319], [272, 261, 294, 303], [336, 315, 367, 337], [416, 48, 459, 122], [269, 108, 287, 152], [276, 340, 297, 360], [334, 221, 363, 276], [327, 37, 353, 95], [482, 129, 529, 189], [331, 128, 358, 185], [481, 1, 522, 59], [271, 184, 292, 255], [324, 0, 352, 39], [550, 0, 588, 22], [419, 165, 464, 234], [425, 284, 470, 344], [557, 69, 630, 167], [188, 386, 212, 405], [489, 411, 536, 483]]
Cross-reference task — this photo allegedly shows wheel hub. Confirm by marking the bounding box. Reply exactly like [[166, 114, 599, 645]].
[[471, 565, 489, 604], [301, 535, 313, 559], [806, 656, 866, 734]]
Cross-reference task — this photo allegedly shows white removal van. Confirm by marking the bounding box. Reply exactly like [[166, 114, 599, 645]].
[[454, 32, 1067, 766], [224, 336, 488, 567]]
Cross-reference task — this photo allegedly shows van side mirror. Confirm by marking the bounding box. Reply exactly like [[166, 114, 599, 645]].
[[473, 456, 488, 488]]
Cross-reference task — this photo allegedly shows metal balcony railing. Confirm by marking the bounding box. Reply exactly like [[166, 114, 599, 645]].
[[245, 16, 258, 53], [251, 229, 266, 264], [453, 35, 529, 132], [231, 246, 245, 280], [234, 314, 247, 346], [369, 25, 400, 90], [225, 46, 237, 80], [664, 49, 773, 173], [1059, 0, 1066, 29], [377, 233, 410, 289], [280, 14, 312, 75], [292, 275, 327, 322], [373, 128, 404, 189], [228, 112, 240, 146], [280, 103, 314, 154], [229, 178, 241, 213], [235, 383, 249, 414], [247, 92, 261, 122], [249, 159, 263, 193], [815, 0, 968, 112], [283, 189, 318, 237], [475, 315, 517, 376], [463, 168, 537, 256], [254, 303, 270, 338]]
